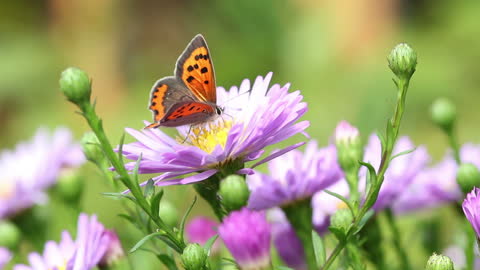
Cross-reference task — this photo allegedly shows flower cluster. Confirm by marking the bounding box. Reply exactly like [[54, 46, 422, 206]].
[[0, 128, 85, 219]]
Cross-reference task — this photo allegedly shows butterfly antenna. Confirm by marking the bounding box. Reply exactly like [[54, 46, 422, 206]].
[[219, 89, 252, 107]]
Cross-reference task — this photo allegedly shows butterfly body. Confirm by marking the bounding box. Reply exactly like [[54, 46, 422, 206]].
[[146, 34, 221, 129]]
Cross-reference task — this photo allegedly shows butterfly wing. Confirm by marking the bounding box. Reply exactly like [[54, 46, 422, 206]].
[[147, 76, 197, 128], [159, 101, 216, 127], [175, 34, 216, 104]]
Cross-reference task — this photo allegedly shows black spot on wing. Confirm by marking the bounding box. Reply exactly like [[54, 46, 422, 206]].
[[201, 67, 208, 73]]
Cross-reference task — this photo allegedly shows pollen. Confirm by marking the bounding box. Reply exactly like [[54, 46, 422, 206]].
[[183, 120, 233, 153]]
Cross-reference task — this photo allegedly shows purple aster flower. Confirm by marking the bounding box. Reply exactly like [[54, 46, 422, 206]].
[[14, 213, 110, 270], [0, 247, 12, 269], [185, 216, 221, 254], [463, 187, 480, 237], [335, 120, 360, 145], [247, 141, 343, 210], [99, 230, 124, 267], [362, 135, 430, 211], [268, 208, 306, 270], [119, 73, 309, 186], [219, 208, 271, 270], [0, 127, 85, 219]]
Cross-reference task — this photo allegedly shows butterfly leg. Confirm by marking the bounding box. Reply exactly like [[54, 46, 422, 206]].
[[181, 125, 194, 144]]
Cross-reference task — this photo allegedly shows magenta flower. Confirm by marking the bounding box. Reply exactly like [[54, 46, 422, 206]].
[[247, 141, 343, 210], [219, 208, 271, 270], [0, 128, 85, 219], [14, 213, 111, 270], [0, 247, 11, 269], [185, 216, 221, 253], [119, 73, 309, 186], [463, 187, 480, 237], [268, 208, 306, 270], [99, 230, 124, 267]]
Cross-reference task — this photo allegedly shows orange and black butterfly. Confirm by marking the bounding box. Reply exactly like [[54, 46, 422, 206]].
[[145, 34, 222, 129]]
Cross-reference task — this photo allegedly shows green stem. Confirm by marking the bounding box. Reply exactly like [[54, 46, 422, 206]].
[[283, 199, 317, 270], [385, 209, 411, 270], [193, 175, 226, 220], [446, 128, 461, 164], [82, 104, 185, 252], [321, 77, 411, 270], [346, 170, 360, 214]]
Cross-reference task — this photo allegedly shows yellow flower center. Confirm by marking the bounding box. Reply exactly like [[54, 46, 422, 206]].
[[182, 120, 233, 154], [49, 265, 67, 270], [336, 201, 348, 210], [0, 180, 13, 200]]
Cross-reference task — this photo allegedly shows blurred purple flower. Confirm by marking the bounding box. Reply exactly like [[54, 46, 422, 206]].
[[268, 208, 306, 270], [119, 73, 309, 187], [335, 120, 360, 145], [14, 213, 111, 270], [0, 128, 85, 219], [362, 135, 430, 211], [312, 180, 350, 234], [219, 208, 271, 270], [99, 230, 124, 267], [0, 247, 12, 269], [463, 187, 480, 237], [247, 141, 343, 210], [185, 216, 221, 254]]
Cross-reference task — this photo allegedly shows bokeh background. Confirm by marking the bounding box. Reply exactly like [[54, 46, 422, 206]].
[[1, 0, 480, 268]]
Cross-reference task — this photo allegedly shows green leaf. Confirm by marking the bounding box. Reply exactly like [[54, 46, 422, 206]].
[[157, 254, 179, 270], [117, 213, 137, 226], [117, 133, 126, 167], [390, 147, 416, 162], [150, 189, 164, 220], [355, 209, 375, 234], [132, 153, 143, 186], [385, 120, 395, 150], [329, 226, 347, 242], [274, 267, 295, 270], [312, 230, 326, 266], [144, 178, 155, 198], [157, 235, 183, 254], [203, 234, 219, 255], [323, 190, 354, 216], [130, 231, 165, 253], [359, 161, 377, 192], [179, 196, 197, 242], [102, 192, 136, 203]]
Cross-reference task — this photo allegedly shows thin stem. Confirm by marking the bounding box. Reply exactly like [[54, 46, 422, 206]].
[[447, 128, 461, 164], [321, 77, 411, 270], [385, 209, 411, 270], [82, 104, 185, 252]]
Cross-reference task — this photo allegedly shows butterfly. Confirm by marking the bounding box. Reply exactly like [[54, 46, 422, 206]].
[[145, 34, 222, 129]]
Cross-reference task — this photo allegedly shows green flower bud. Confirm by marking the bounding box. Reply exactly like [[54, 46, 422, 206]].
[[387, 43, 417, 80], [81, 132, 104, 163], [181, 243, 208, 270], [0, 221, 21, 249], [431, 98, 456, 132], [330, 208, 354, 231], [425, 253, 454, 270], [59, 67, 91, 109], [218, 175, 250, 212], [457, 163, 480, 194], [56, 169, 84, 204], [159, 200, 179, 227], [335, 121, 363, 174]]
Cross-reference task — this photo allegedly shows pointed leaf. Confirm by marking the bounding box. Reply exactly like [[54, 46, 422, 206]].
[[359, 161, 377, 190], [355, 209, 375, 234], [150, 189, 164, 220], [144, 178, 155, 198], [157, 235, 183, 254], [130, 231, 165, 253], [132, 153, 143, 186], [117, 213, 137, 226], [203, 234, 219, 255], [312, 230, 326, 266], [102, 192, 136, 203], [117, 133, 126, 166], [323, 190, 354, 216], [390, 147, 416, 162], [329, 226, 347, 242], [157, 254, 178, 270], [180, 196, 197, 242]]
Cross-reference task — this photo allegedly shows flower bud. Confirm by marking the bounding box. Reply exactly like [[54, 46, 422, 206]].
[[0, 221, 21, 249], [330, 208, 354, 231], [457, 163, 480, 194], [335, 121, 363, 174], [99, 230, 125, 268], [425, 253, 454, 270], [59, 67, 91, 108], [81, 132, 104, 163], [181, 243, 208, 270], [218, 175, 250, 212], [159, 200, 179, 227], [387, 43, 417, 80], [431, 98, 456, 132], [56, 169, 84, 204]]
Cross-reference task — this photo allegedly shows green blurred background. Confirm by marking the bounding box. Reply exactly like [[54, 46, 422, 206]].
[[1, 0, 479, 268]]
